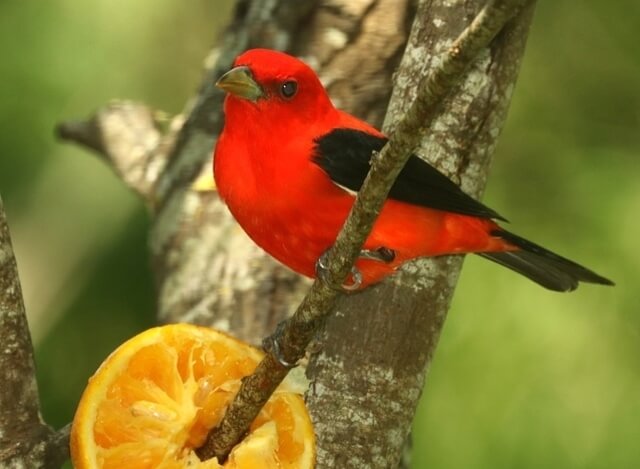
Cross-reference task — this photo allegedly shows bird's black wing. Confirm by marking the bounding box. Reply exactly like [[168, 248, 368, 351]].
[[312, 128, 506, 221]]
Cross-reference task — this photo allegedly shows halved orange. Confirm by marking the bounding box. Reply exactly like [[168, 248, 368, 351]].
[[70, 323, 315, 468]]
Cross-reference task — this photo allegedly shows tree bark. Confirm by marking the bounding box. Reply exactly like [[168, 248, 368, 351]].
[[0, 197, 70, 468]]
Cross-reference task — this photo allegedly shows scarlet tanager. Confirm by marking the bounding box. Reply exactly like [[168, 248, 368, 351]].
[[213, 49, 613, 292]]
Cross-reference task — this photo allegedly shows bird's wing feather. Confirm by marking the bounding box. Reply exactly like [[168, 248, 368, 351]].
[[312, 128, 506, 221]]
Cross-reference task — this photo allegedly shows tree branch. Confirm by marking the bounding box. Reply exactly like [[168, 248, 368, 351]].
[[197, 0, 531, 463], [0, 197, 69, 468], [56, 102, 167, 202]]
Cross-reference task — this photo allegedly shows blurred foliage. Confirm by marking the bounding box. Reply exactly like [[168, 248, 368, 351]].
[[0, 1, 637, 468]]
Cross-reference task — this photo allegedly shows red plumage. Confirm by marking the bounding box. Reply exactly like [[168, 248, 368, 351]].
[[213, 49, 612, 291]]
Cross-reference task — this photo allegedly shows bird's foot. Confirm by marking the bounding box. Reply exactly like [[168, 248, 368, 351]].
[[315, 251, 363, 291], [315, 246, 395, 292], [359, 247, 396, 263], [263, 321, 298, 369]]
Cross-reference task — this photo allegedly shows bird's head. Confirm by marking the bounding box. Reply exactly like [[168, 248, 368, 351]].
[[216, 49, 335, 129]]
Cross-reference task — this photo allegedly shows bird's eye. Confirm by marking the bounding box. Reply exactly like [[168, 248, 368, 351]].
[[280, 80, 298, 99]]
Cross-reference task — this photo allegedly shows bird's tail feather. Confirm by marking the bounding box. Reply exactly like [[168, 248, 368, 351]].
[[478, 229, 614, 292]]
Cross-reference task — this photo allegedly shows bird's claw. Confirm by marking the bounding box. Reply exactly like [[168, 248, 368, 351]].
[[342, 266, 363, 291], [315, 246, 395, 292], [315, 251, 362, 291]]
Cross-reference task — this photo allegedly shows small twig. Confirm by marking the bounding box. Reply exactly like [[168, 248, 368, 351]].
[[56, 102, 165, 203], [196, 0, 530, 462]]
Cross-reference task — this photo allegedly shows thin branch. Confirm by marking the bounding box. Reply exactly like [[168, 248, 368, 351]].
[[0, 196, 69, 467], [57, 102, 166, 203], [197, 0, 530, 462]]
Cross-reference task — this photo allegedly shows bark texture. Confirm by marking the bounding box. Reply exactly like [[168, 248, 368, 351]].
[[0, 197, 69, 468]]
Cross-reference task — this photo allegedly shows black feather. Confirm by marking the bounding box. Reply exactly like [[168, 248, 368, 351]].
[[313, 128, 506, 221], [479, 229, 614, 291], [313, 128, 614, 292]]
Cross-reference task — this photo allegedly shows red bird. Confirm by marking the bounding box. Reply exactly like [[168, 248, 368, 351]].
[[213, 49, 612, 292]]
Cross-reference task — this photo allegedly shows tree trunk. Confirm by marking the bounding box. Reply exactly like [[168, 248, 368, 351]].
[[0, 197, 69, 468]]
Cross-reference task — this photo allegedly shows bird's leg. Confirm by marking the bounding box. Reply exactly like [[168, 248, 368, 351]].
[[315, 246, 395, 291], [359, 246, 396, 263], [315, 251, 363, 291]]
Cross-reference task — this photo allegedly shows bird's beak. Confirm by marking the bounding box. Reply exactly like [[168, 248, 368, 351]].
[[216, 66, 264, 102]]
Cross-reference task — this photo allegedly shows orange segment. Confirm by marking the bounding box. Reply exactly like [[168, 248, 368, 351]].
[[71, 324, 315, 468]]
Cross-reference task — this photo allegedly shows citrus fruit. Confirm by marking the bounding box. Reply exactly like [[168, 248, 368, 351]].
[[70, 323, 315, 468]]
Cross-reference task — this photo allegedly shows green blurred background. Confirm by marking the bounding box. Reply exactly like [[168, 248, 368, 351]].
[[0, 1, 638, 468]]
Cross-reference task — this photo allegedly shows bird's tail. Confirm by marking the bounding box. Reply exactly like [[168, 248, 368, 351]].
[[478, 229, 614, 292]]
